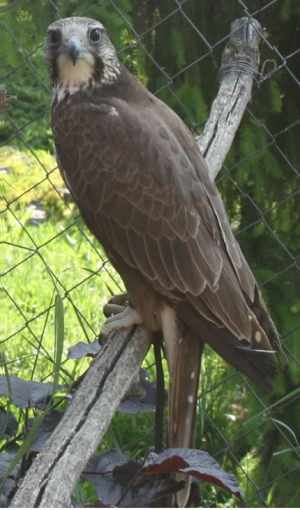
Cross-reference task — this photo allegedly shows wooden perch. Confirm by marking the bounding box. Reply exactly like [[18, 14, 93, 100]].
[[197, 17, 262, 180], [10, 17, 262, 508], [10, 326, 151, 508]]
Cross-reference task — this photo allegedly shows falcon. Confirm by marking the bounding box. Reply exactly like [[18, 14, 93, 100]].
[[44, 17, 286, 506]]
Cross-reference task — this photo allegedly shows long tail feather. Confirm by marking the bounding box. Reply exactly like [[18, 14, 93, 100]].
[[162, 307, 204, 507]]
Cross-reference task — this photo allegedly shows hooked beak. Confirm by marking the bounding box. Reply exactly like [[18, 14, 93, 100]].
[[67, 37, 83, 66]]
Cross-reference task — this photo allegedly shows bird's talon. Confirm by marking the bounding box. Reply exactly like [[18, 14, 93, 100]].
[[107, 292, 129, 307], [100, 305, 143, 341], [103, 303, 127, 318]]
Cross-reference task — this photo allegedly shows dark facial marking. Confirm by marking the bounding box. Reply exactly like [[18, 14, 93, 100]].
[[92, 54, 105, 82]]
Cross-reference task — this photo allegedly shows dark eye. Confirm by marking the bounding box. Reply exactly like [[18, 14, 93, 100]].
[[48, 29, 61, 46], [89, 28, 101, 42]]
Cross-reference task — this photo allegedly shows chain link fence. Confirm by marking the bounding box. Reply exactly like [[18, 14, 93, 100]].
[[1, 0, 300, 507]]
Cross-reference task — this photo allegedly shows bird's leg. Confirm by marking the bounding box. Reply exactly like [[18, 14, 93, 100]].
[[99, 292, 145, 401], [101, 292, 143, 337]]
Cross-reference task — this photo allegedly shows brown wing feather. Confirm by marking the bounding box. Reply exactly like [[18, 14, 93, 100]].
[[52, 89, 285, 385]]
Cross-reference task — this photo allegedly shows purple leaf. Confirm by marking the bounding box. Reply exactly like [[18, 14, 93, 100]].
[[82, 450, 184, 507], [118, 369, 167, 414], [68, 339, 101, 359], [82, 450, 139, 507], [143, 448, 244, 500], [0, 407, 18, 438], [27, 410, 64, 454], [0, 376, 63, 409]]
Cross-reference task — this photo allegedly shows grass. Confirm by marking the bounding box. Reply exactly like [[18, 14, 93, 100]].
[[1, 143, 123, 380], [3, 193, 124, 384]]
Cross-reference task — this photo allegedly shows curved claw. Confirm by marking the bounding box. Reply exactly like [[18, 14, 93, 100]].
[[101, 305, 143, 337]]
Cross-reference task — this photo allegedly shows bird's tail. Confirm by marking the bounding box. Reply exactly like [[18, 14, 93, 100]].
[[162, 308, 204, 507]]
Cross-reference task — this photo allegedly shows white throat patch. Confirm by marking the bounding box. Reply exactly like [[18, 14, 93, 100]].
[[57, 52, 95, 88]]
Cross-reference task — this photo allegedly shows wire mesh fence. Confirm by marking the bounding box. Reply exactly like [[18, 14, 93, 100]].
[[1, 0, 300, 507]]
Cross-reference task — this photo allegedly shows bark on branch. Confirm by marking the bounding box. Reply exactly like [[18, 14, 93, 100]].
[[10, 326, 151, 508], [10, 17, 262, 508], [197, 17, 262, 180]]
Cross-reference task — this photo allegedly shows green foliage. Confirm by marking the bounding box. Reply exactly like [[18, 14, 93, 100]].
[[73, 480, 98, 506], [3, 217, 123, 382], [1, 146, 67, 220], [0, 52, 51, 150], [2, 0, 300, 506], [102, 412, 156, 458], [269, 79, 283, 114]]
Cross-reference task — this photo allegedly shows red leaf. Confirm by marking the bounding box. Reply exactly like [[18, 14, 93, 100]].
[[143, 448, 244, 501]]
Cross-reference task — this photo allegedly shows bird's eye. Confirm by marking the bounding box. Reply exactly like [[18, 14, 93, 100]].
[[89, 28, 101, 42], [48, 29, 61, 46]]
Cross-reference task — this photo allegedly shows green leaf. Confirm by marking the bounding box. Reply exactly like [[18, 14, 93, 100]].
[[53, 294, 64, 391]]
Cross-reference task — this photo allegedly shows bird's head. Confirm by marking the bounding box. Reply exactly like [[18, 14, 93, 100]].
[[44, 17, 120, 92]]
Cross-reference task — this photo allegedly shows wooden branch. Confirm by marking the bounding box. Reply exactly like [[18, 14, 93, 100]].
[[10, 327, 151, 508], [10, 17, 262, 508], [197, 17, 262, 180]]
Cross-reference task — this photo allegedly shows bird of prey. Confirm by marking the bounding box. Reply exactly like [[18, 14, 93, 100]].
[[44, 17, 286, 506]]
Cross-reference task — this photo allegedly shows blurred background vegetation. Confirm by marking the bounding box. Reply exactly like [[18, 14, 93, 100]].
[[1, 0, 300, 506]]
